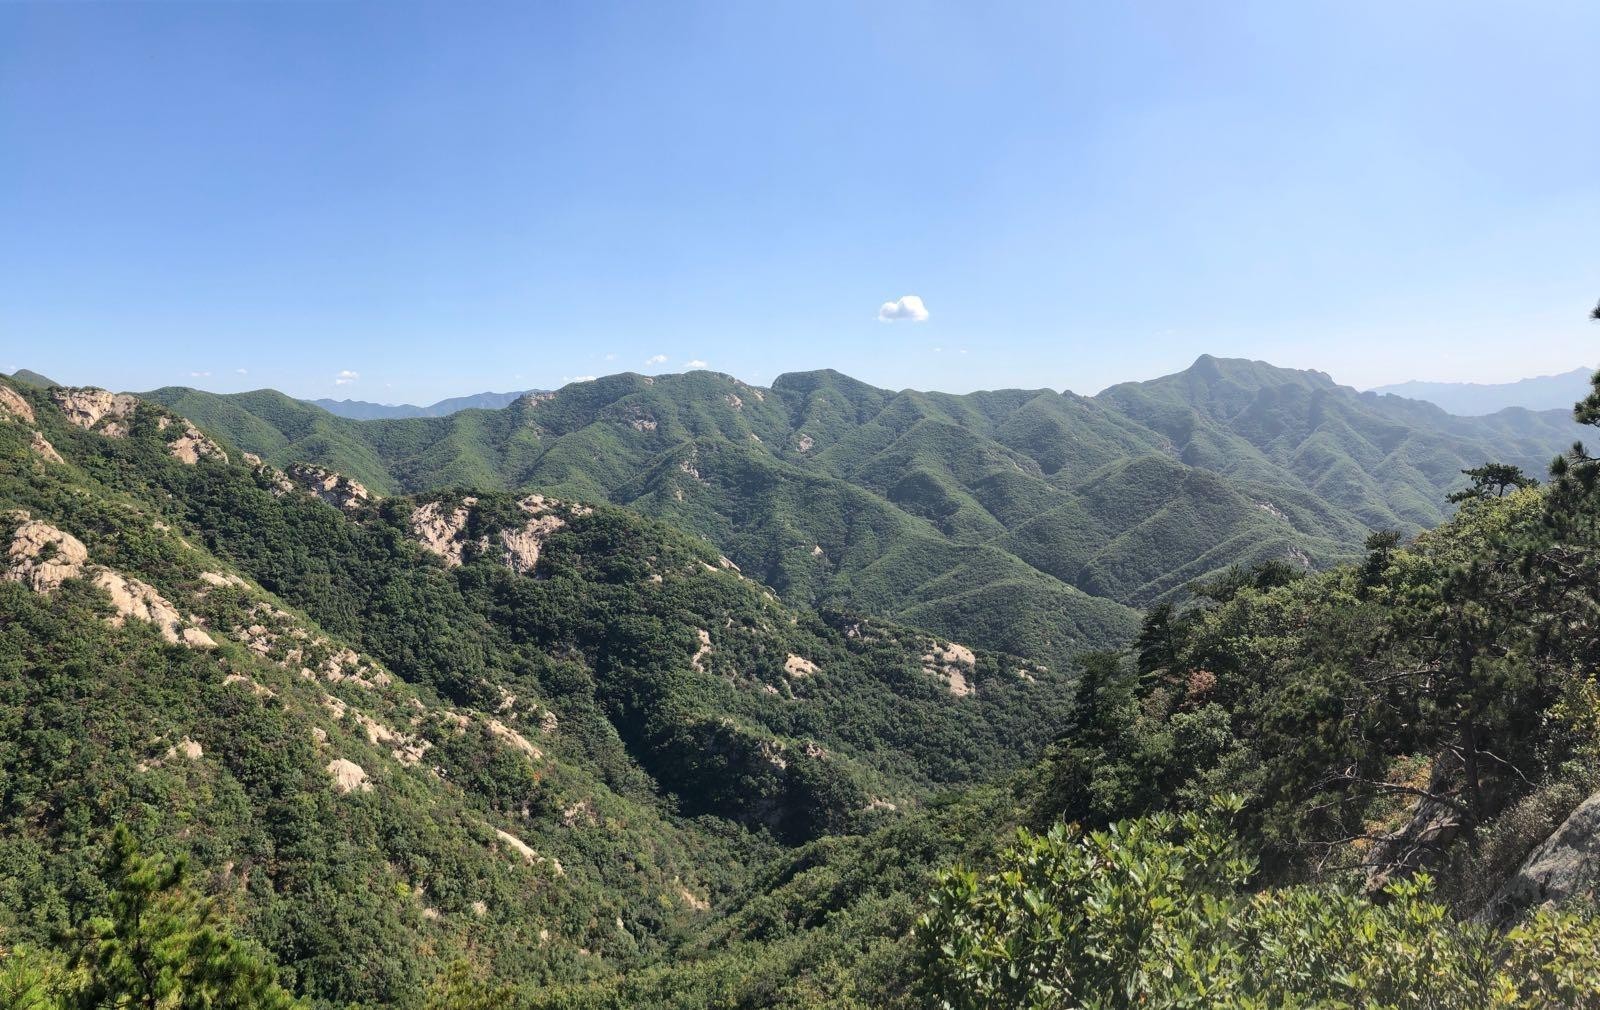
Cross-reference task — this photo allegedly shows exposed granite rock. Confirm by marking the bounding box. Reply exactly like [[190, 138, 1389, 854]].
[[51, 387, 139, 432], [327, 758, 371, 794], [168, 423, 228, 465], [0, 385, 36, 424], [285, 463, 371, 510], [922, 641, 977, 697], [30, 431, 64, 464], [1485, 788, 1600, 921], [4, 515, 89, 593]]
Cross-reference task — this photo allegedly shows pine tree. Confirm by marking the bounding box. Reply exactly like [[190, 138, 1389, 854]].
[[64, 827, 299, 1010]]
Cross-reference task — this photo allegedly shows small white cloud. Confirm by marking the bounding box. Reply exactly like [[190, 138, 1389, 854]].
[[604, 352, 617, 361], [190, 370, 212, 378], [234, 368, 248, 375], [685, 359, 708, 369], [877, 294, 930, 322], [335, 369, 359, 386], [645, 354, 667, 366], [563, 375, 597, 383]]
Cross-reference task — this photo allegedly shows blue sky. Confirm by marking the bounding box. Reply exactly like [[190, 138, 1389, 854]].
[[2, 1, 1597, 403]]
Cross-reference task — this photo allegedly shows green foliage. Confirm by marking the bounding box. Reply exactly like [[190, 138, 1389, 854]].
[[60, 827, 300, 1010], [917, 798, 1600, 1009], [144, 357, 1583, 672]]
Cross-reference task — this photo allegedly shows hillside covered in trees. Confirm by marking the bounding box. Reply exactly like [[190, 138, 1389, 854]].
[[3, 360, 1600, 1008], [144, 356, 1582, 674]]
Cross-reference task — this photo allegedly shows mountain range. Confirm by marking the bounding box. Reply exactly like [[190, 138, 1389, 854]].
[[1371, 366, 1593, 415], [141, 355, 1581, 673], [309, 390, 536, 420], [3, 359, 1599, 1007]]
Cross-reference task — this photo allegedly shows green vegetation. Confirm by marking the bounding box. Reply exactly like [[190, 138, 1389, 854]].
[[917, 798, 1600, 1009], [143, 357, 1581, 672], [4, 338, 1600, 1009]]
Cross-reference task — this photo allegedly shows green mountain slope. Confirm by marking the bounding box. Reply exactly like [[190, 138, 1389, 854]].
[[0, 377, 1080, 1005], [140, 358, 1580, 670]]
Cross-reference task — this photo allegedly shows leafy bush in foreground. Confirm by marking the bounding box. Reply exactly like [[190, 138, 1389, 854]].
[[916, 796, 1600, 1010]]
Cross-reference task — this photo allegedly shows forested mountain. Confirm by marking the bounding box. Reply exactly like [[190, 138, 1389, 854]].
[[146, 356, 1582, 673], [0, 377, 1067, 1005], [310, 390, 535, 420], [5, 366, 1600, 1008], [1373, 365, 1593, 415]]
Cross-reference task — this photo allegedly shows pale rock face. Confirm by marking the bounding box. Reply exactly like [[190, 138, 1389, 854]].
[[796, 433, 814, 453], [922, 642, 977, 697], [51, 388, 140, 432], [410, 499, 476, 566], [0, 386, 36, 424], [168, 737, 203, 760], [497, 498, 568, 575], [198, 571, 249, 589], [691, 629, 712, 671], [327, 758, 371, 793], [91, 569, 216, 647], [493, 828, 558, 873], [5, 516, 89, 593], [284, 463, 371, 510], [487, 718, 542, 760], [224, 673, 275, 697], [1486, 789, 1600, 919], [30, 431, 64, 464], [783, 654, 818, 678], [411, 494, 580, 575], [724, 393, 742, 410], [168, 424, 228, 465], [677, 881, 710, 911]]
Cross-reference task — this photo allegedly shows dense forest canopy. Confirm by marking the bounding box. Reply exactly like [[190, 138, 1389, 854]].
[[2, 331, 1600, 1007]]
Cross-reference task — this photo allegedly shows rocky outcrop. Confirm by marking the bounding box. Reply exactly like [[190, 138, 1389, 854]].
[[498, 496, 574, 574], [923, 642, 977, 697], [494, 828, 562, 874], [691, 629, 713, 672], [231, 598, 391, 688], [487, 718, 542, 760], [327, 758, 371, 793], [5, 515, 89, 593], [0, 385, 36, 424], [411, 499, 475, 565], [167, 423, 228, 465], [410, 494, 583, 575], [783, 654, 817, 677], [285, 463, 371, 510], [1485, 789, 1600, 920], [30, 431, 64, 464], [51, 388, 139, 432], [92, 569, 216, 647], [6, 513, 214, 647]]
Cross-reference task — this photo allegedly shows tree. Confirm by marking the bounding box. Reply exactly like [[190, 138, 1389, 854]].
[[1447, 463, 1536, 503], [64, 827, 299, 1010]]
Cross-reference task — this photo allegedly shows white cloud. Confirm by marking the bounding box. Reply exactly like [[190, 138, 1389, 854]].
[[645, 354, 667, 365], [685, 359, 708, 369], [604, 353, 617, 361], [335, 369, 359, 386], [235, 368, 248, 375], [877, 294, 930, 322], [563, 375, 597, 383], [190, 370, 212, 378]]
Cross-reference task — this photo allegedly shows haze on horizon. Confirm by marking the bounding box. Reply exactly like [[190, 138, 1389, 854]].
[[2, 1, 1597, 404]]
